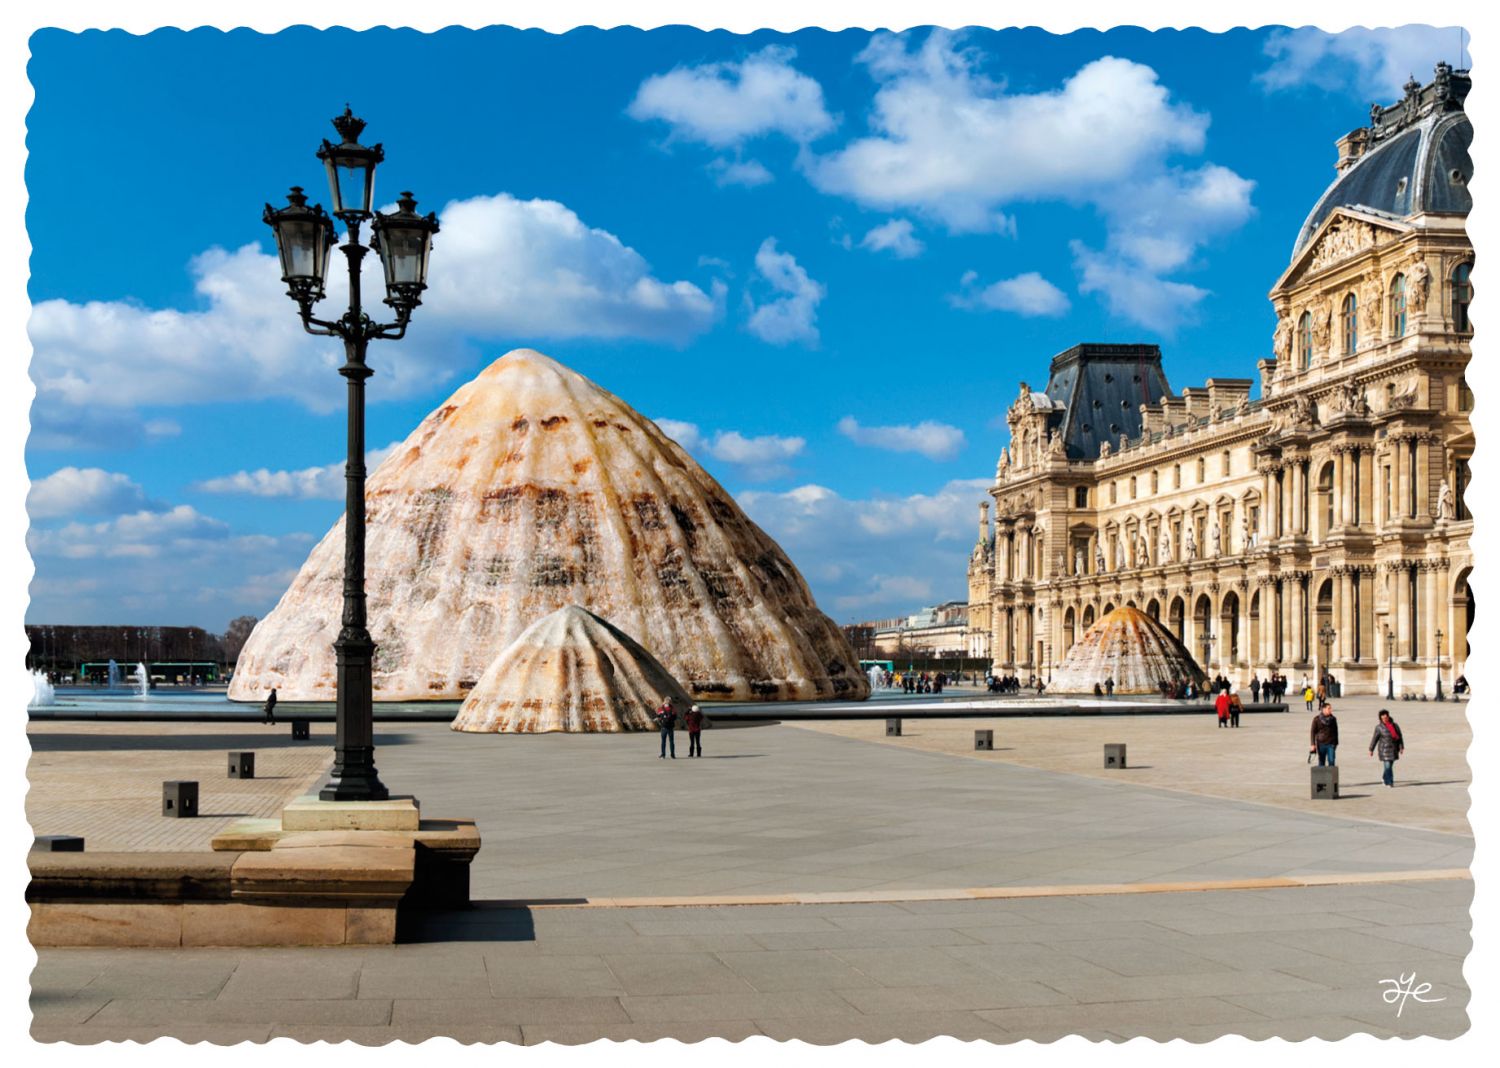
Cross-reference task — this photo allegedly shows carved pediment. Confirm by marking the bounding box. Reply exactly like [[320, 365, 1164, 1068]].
[[1274, 208, 1411, 293]]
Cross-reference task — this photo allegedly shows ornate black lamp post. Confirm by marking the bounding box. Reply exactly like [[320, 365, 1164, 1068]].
[[1318, 622, 1335, 694], [1434, 629, 1445, 700], [1384, 624, 1395, 700], [264, 108, 439, 802]]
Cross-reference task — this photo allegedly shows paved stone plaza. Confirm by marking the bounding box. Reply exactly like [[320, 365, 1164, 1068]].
[[28, 700, 1473, 1042]]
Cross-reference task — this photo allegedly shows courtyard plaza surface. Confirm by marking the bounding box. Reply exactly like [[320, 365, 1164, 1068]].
[[27, 699, 1473, 1043]]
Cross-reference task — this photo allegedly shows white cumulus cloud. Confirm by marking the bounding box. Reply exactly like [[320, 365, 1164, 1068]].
[[27, 503, 316, 627], [27, 467, 157, 521], [709, 158, 775, 187], [952, 270, 1070, 318], [746, 238, 825, 346], [859, 218, 925, 258], [29, 193, 723, 448], [193, 442, 402, 500], [836, 416, 966, 461], [628, 45, 837, 148], [654, 419, 805, 482], [738, 477, 992, 620], [803, 30, 1253, 333], [1258, 27, 1469, 100]]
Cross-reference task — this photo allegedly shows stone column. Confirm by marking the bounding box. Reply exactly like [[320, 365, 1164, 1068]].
[[1287, 577, 1303, 668], [1416, 437, 1433, 519]]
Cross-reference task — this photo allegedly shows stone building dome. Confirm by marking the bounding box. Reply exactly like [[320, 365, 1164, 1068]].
[[1049, 606, 1207, 695], [1292, 62, 1471, 258]]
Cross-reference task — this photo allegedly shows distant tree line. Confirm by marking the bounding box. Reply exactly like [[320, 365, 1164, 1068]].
[[24, 617, 259, 674]]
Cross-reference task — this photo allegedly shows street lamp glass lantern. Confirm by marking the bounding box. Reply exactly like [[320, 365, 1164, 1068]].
[[371, 192, 439, 312], [263, 186, 336, 303], [316, 107, 383, 219]]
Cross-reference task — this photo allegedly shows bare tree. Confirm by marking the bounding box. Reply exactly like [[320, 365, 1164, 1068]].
[[222, 615, 259, 666]]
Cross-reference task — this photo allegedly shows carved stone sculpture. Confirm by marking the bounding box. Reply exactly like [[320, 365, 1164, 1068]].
[[1137, 532, 1149, 568], [1437, 479, 1454, 520], [1273, 316, 1292, 360], [1115, 536, 1126, 571], [1312, 302, 1332, 350], [1211, 521, 1222, 557], [1074, 551, 1085, 576], [1409, 260, 1431, 313], [1095, 540, 1107, 574], [228, 348, 868, 704], [1184, 525, 1198, 561], [1159, 528, 1173, 565]]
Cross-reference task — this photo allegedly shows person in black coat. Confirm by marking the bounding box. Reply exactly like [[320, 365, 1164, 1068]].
[[263, 688, 278, 725], [653, 698, 677, 759]]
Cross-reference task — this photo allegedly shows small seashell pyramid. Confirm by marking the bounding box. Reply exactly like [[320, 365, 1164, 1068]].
[[452, 605, 692, 733], [1049, 606, 1208, 695]]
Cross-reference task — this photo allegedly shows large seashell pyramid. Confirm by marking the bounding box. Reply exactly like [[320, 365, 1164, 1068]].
[[451, 605, 692, 733], [1048, 606, 1207, 695], [228, 348, 868, 704]]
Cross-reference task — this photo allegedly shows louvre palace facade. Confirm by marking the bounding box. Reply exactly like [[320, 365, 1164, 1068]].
[[967, 64, 1473, 696]]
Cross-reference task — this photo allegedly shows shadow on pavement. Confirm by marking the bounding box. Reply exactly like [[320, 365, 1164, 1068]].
[[398, 905, 541, 944], [27, 731, 416, 753]]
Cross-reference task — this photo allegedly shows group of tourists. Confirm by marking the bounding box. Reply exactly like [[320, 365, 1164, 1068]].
[[1156, 678, 1202, 699], [986, 673, 1034, 694], [651, 697, 706, 758], [1247, 671, 1293, 703], [897, 671, 947, 694], [1307, 702, 1406, 786]]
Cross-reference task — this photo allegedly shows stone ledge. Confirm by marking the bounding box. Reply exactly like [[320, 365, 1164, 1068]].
[[26, 851, 238, 903], [281, 794, 421, 831], [28, 900, 396, 947], [230, 843, 414, 902]]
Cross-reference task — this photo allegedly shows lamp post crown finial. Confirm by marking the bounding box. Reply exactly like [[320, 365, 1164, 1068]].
[[286, 185, 308, 207], [332, 106, 367, 144]]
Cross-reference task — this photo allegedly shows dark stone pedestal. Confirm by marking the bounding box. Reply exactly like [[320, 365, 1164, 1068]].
[[228, 752, 255, 779], [1104, 743, 1127, 769], [162, 781, 199, 818], [885, 718, 902, 737], [974, 730, 994, 750], [1311, 765, 1340, 800], [32, 835, 84, 852]]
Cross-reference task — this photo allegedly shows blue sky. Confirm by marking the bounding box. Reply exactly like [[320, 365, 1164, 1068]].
[[24, 24, 1470, 630]]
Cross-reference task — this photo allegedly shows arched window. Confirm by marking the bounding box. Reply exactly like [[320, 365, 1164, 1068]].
[[1129, 476, 1137, 499], [1390, 274, 1407, 337], [1342, 292, 1359, 354], [1151, 470, 1159, 494], [1452, 262, 1473, 332], [1197, 457, 1206, 483], [1318, 462, 1335, 535], [1298, 310, 1313, 368], [1074, 486, 1089, 508], [1221, 450, 1231, 476]]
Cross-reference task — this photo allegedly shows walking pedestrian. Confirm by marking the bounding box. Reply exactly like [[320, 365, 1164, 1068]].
[[1303, 682, 1316, 712], [1105, 676, 1115, 697], [1229, 686, 1242, 728], [1215, 687, 1230, 728], [1250, 675, 1261, 703], [654, 697, 677, 759], [685, 703, 705, 758], [1309, 702, 1339, 766], [1368, 710, 1404, 787], [263, 688, 278, 725]]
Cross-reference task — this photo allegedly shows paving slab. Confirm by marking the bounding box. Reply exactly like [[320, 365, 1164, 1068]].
[[29, 879, 1472, 1043]]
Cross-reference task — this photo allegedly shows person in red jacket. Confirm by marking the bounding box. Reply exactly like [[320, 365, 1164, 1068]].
[[685, 704, 705, 757], [1215, 688, 1231, 728]]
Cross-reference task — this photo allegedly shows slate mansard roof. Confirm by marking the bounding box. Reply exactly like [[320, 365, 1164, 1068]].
[[1293, 63, 1472, 257], [1041, 343, 1173, 459]]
